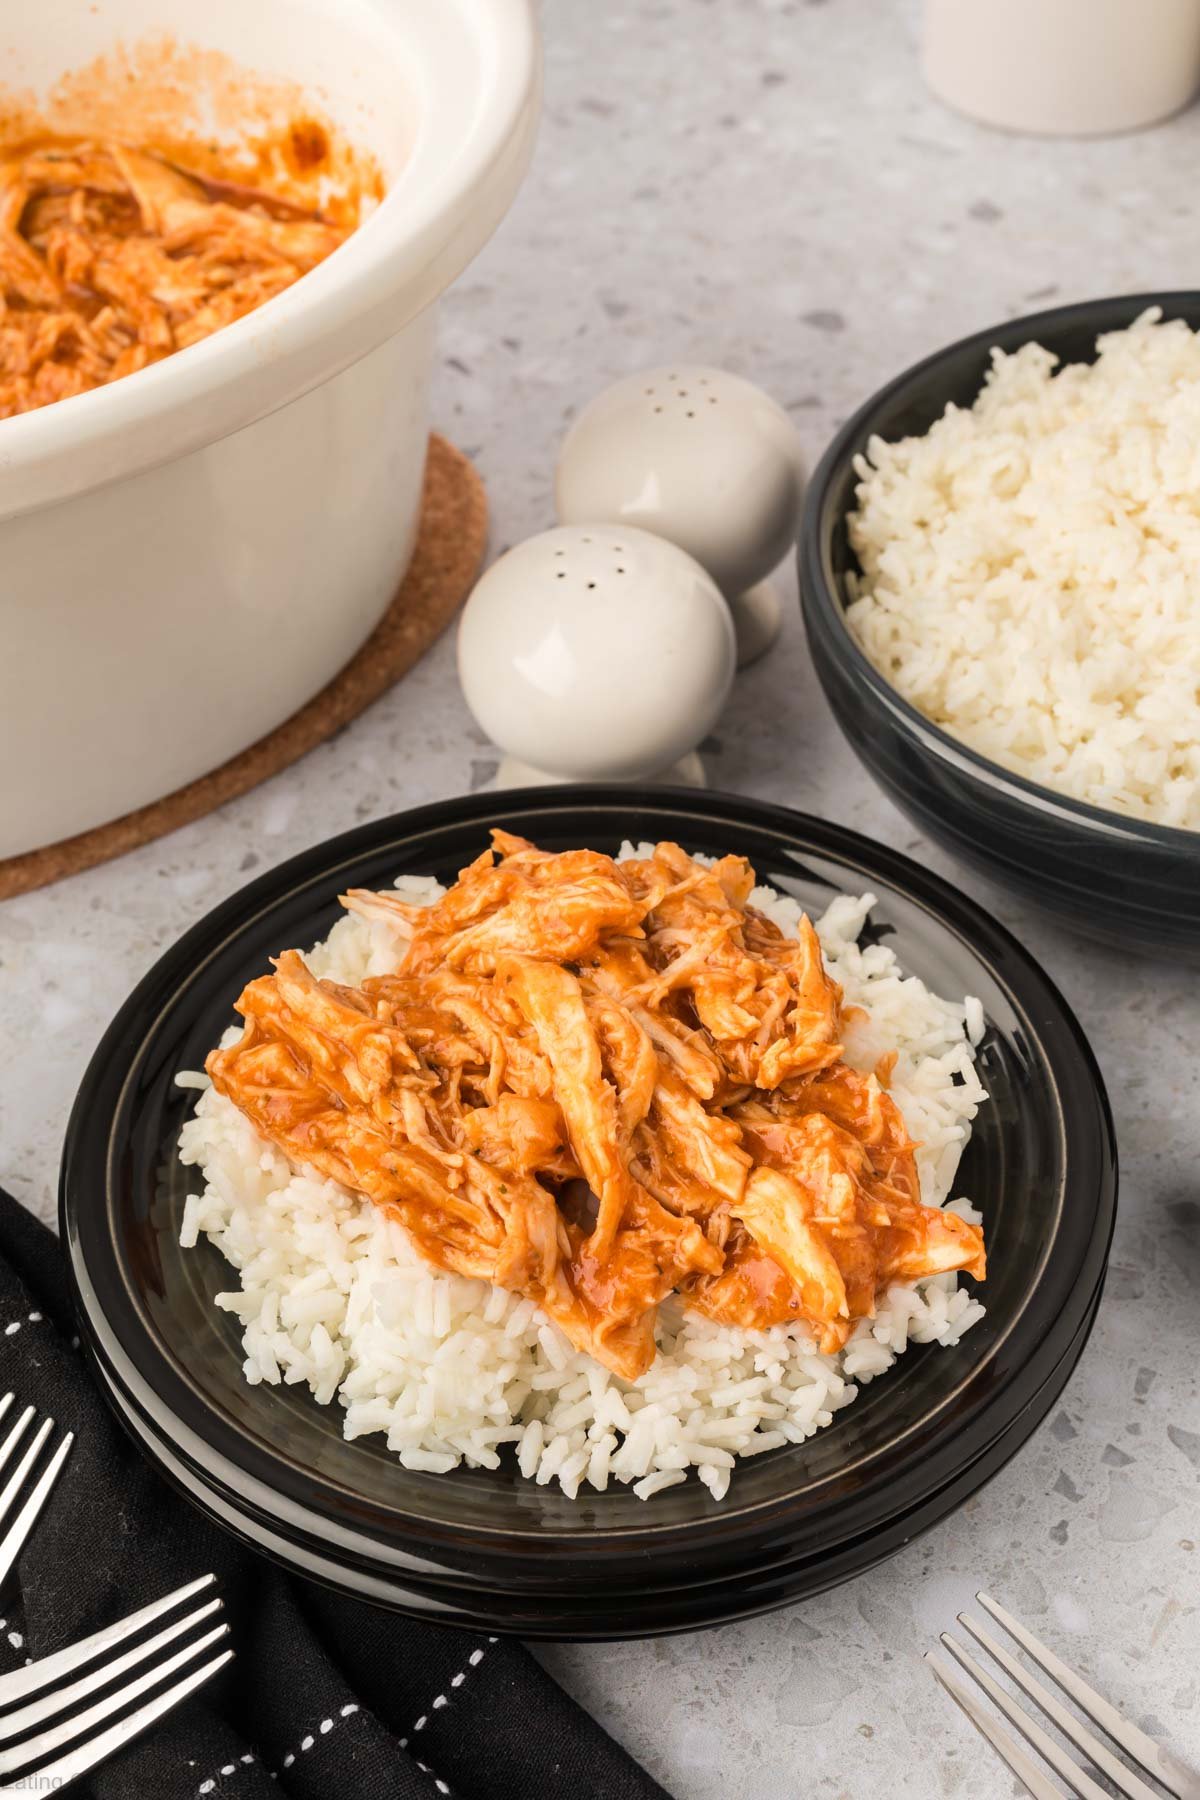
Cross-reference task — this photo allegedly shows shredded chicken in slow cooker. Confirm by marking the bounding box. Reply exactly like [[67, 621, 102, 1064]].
[[0, 138, 349, 417], [208, 833, 986, 1380]]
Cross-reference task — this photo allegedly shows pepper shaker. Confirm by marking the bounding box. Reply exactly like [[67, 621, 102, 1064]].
[[456, 524, 736, 787]]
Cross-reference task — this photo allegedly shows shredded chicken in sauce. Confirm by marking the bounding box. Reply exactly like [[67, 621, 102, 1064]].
[[209, 835, 986, 1381], [0, 137, 349, 416]]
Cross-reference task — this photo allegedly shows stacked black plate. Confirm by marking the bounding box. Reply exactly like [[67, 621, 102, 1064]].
[[61, 789, 1116, 1639]]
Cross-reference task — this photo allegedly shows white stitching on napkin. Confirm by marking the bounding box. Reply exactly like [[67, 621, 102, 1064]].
[[197, 1705, 360, 1793], [277, 1703, 359, 1773], [1, 1311, 43, 1338], [197, 1753, 255, 1794], [398, 1637, 497, 1796], [194, 1634, 501, 1800], [410, 1634, 494, 1738]]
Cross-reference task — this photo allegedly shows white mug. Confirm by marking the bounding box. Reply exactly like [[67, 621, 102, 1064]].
[[923, 0, 1200, 136]]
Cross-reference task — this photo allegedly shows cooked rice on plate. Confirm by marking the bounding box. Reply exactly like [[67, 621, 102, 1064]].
[[178, 840, 988, 1503]]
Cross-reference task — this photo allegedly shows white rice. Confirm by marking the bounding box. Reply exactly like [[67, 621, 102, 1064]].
[[177, 853, 988, 1501], [846, 307, 1200, 830]]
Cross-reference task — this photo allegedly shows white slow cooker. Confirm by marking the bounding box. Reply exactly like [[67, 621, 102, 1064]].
[[0, 0, 541, 857]]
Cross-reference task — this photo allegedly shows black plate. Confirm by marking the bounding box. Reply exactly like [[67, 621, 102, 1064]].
[[87, 1269, 1105, 1638], [60, 788, 1117, 1634], [798, 291, 1200, 959]]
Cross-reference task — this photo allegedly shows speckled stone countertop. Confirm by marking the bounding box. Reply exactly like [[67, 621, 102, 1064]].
[[2, 1, 1198, 1794]]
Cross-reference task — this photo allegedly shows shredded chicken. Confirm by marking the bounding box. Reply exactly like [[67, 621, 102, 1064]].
[[208, 835, 986, 1380], [0, 137, 350, 417]]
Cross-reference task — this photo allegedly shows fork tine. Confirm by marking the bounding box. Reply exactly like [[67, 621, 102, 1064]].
[[941, 1633, 1110, 1800], [926, 1652, 1067, 1800], [0, 1622, 229, 1776], [978, 1593, 1200, 1799], [0, 1574, 216, 1709], [959, 1614, 1161, 1800], [0, 1409, 34, 1484], [0, 1434, 72, 1595], [0, 1421, 53, 1538], [3, 1647, 234, 1795], [0, 1595, 221, 1742]]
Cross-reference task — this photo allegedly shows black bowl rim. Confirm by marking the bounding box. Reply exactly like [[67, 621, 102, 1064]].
[[82, 1266, 1106, 1638], [60, 786, 1118, 1566], [799, 287, 1200, 856]]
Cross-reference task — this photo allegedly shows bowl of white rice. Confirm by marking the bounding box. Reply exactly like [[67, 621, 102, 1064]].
[[60, 787, 1116, 1637], [799, 294, 1200, 959]]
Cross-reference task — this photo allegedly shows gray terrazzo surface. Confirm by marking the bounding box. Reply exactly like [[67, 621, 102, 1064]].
[[1, 2, 1197, 1794]]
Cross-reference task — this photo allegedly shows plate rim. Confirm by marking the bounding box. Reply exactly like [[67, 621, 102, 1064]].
[[82, 1269, 1106, 1638]]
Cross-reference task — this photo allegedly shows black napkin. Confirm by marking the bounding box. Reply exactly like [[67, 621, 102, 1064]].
[[0, 1186, 675, 1800]]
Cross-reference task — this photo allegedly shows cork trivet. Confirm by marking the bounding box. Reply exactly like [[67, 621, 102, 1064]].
[[0, 434, 486, 901]]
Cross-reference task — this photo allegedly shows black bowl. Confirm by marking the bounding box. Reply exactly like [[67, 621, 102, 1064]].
[[60, 787, 1117, 1636], [799, 290, 1200, 960]]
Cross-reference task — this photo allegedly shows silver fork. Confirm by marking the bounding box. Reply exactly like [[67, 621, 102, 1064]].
[[928, 1591, 1200, 1800], [0, 1392, 74, 1594], [0, 1573, 232, 1795], [0, 1392, 231, 1793]]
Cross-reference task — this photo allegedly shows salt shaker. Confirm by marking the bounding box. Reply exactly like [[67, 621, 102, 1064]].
[[555, 366, 806, 665], [456, 524, 736, 788]]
